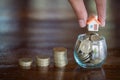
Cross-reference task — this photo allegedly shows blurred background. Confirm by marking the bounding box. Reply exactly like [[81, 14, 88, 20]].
[[0, 0, 120, 65]]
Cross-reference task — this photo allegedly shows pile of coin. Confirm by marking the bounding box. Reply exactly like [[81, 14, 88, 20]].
[[19, 58, 33, 69], [36, 56, 50, 67], [90, 33, 102, 41], [53, 47, 68, 68], [77, 33, 103, 64]]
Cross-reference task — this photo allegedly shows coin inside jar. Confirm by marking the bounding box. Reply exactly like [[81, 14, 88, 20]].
[[79, 39, 92, 54], [90, 34, 101, 41], [90, 58, 102, 64], [78, 52, 90, 60]]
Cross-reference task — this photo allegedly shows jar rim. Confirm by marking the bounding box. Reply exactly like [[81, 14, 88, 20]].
[[77, 33, 105, 42]]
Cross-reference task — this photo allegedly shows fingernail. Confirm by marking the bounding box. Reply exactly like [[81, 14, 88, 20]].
[[99, 17, 105, 27], [78, 19, 86, 28], [101, 21, 105, 27]]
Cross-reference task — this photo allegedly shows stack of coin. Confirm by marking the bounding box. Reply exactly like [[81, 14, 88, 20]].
[[53, 47, 68, 68], [19, 58, 33, 69], [77, 38, 92, 63], [36, 56, 50, 67], [77, 50, 92, 63]]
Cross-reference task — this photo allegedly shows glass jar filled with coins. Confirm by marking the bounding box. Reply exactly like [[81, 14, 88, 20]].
[[74, 33, 107, 68]]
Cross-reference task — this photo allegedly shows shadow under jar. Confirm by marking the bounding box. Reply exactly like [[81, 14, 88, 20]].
[[74, 34, 107, 68]]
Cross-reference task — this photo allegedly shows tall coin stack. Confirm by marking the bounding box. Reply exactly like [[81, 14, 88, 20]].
[[53, 47, 68, 68]]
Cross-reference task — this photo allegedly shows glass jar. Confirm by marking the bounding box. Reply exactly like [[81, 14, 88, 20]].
[[74, 34, 107, 68]]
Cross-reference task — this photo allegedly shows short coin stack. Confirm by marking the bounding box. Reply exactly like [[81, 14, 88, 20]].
[[77, 33, 103, 64], [53, 47, 68, 68], [36, 56, 50, 67], [19, 58, 33, 69]]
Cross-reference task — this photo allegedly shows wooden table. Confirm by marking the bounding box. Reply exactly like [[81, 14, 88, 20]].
[[0, 48, 120, 80]]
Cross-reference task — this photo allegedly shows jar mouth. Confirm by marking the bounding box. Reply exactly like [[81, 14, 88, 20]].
[[77, 33, 105, 42]]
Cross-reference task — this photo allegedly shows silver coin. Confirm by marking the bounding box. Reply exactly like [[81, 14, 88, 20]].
[[83, 57, 91, 63], [78, 53, 90, 60], [90, 34, 101, 41], [79, 39, 92, 54], [90, 58, 102, 64]]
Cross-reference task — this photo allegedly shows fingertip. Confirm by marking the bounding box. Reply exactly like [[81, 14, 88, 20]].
[[99, 18, 105, 27], [78, 19, 86, 28], [101, 21, 105, 27]]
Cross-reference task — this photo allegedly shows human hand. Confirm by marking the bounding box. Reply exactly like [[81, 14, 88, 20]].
[[69, 0, 106, 27]]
